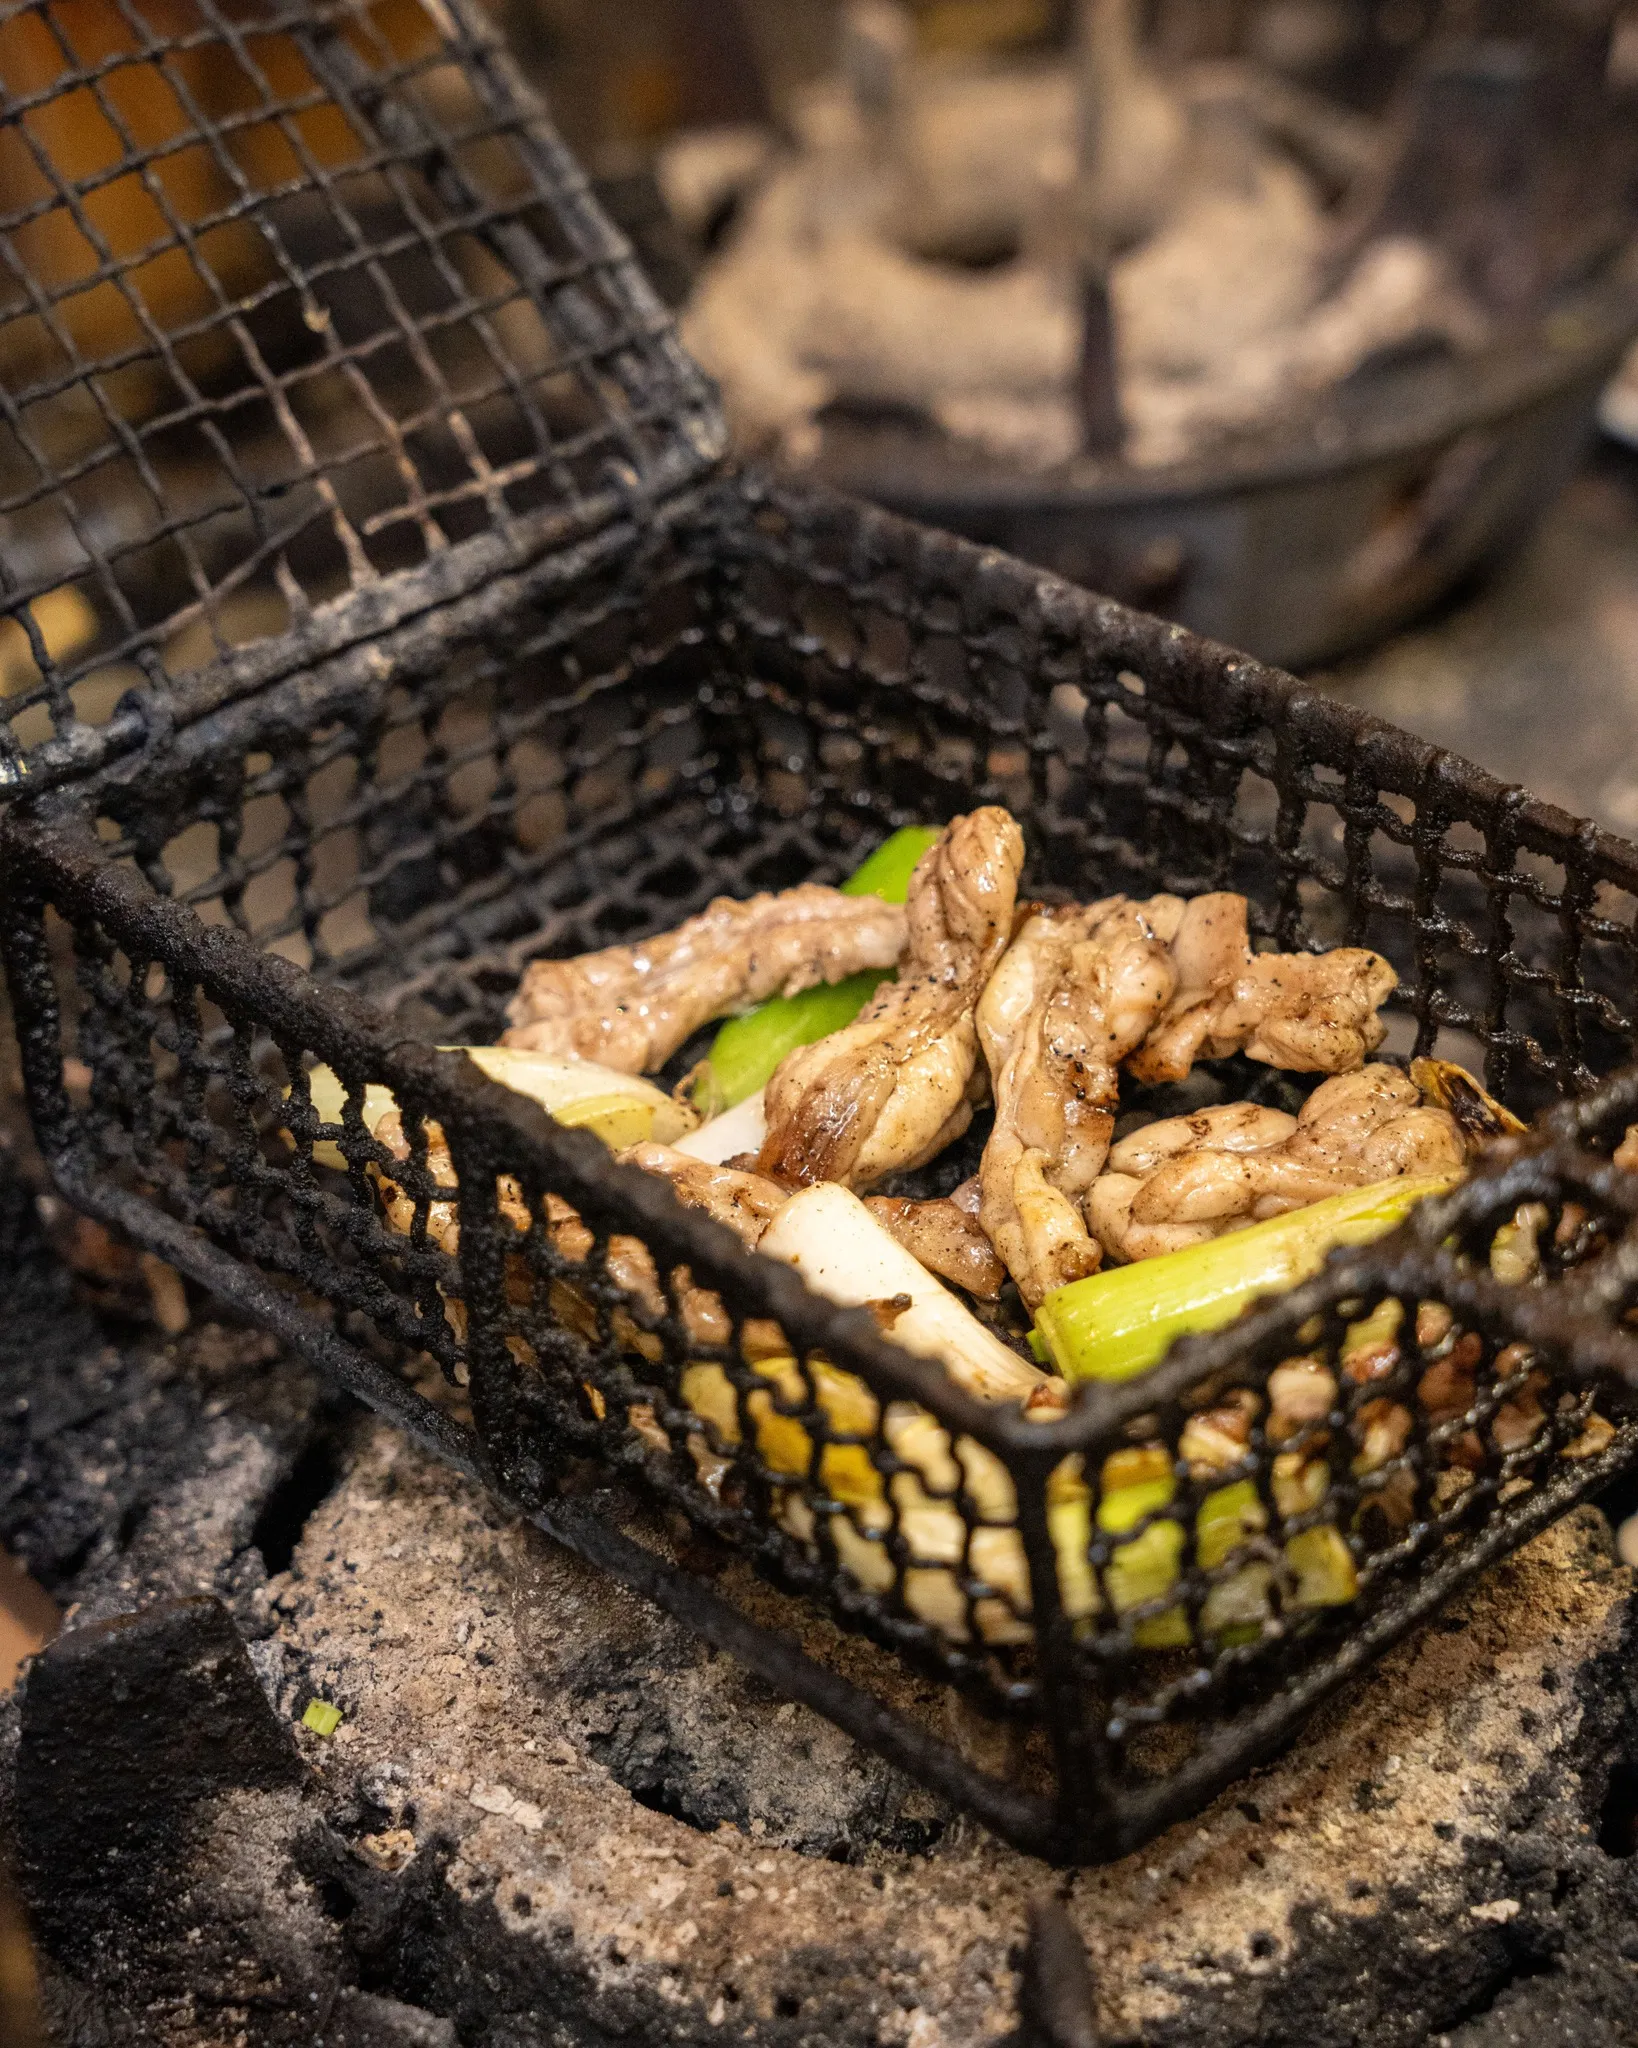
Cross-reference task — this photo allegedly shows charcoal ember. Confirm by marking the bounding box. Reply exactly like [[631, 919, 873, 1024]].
[[13, 1599, 303, 1940]]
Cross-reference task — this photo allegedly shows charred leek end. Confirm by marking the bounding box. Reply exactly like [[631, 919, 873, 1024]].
[[1033, 1173, 1461, 1387], [1411, 1058, 1526, 1149], [297, 1049, 697, 1169], [687, 825, 940, 1117]]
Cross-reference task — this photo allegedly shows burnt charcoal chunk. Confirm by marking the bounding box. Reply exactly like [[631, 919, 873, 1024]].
[[14, 1597, 301, 1956]]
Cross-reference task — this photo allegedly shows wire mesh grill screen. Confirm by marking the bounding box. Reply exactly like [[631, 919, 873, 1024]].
[[0, 0, 721, 786], [8, 473, 1638, 1860]]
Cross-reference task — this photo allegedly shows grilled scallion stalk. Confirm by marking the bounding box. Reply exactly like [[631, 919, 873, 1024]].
[[838, 826, 946, 903], [1033, 1173, 1460, 1386], [689, 826, 940, 1116], [1029, 1174, 1460, 1632], [758, 1182, 1045, 1403]]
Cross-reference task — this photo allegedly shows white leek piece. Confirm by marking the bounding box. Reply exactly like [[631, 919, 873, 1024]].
[[297, 1047, 698, 1169], [673, 1087, 768, 1164], [756, 1181, 1044, 1403]]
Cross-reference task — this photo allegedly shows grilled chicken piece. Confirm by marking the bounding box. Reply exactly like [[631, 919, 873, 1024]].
[[1104, 1099, 1299, 1177], [1619, 1127, 1638, 1173], [757, 808, 1026, 1191], [1088, 1065, 1466, 1263], [1125, 893, 1397, 1084], [620, 1144, 791, 1248], [617, 1145, 1006, 1300], [976, 894, 1185, 1307], [502, 885, 907, 1073], [864, 1195, 1008, 1300], [372, 1112, 790, 1363]]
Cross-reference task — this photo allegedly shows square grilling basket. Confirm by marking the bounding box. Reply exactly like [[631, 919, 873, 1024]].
[[7, 0, 1638, 1870]]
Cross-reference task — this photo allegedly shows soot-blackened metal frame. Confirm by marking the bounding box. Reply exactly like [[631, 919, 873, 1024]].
[[8, 471, 1638, 1862], [0, 0, 722, 793]]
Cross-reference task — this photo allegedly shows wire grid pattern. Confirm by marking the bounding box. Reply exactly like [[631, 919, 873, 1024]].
[[717, 482, 1638, 1117], [0, 0, 720, 787], [8, 472, 1638, 1858], [82, 500, 729, 995]]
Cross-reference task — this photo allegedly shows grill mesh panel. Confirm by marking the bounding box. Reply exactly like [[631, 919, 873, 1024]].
[[9, 472, 1638, 1860], [0, 0, 720, 784]]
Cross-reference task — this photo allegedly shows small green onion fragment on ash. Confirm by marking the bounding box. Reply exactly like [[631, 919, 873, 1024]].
[[688, 825, 941, 1118], [1033, 1173, 1459, 1643]]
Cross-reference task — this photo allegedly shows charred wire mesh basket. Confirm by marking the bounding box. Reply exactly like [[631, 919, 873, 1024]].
[[7, 0, 1638, 1867]]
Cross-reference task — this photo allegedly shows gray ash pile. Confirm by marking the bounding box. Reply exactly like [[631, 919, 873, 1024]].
[[671, 0, 1633, 473], [8, 1144, 1638, 2044]]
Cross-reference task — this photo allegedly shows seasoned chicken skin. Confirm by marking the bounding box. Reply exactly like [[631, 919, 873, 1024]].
[[620, 1143, 792, 1248], [1126, 893, 1397, 1084], [1088, 1065, 1465, 1263], [623, 1140, 1004, 1297], [863, 1195, 1008, 1300], [757, 808, 1026, 1191], [502, 884, 907, 1073], [976, 894, 1185, 1307]]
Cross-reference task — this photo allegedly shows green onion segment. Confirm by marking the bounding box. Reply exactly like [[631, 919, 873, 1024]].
[[690, 824, 940, 1117], [1033, 1173, 1458, 1386]]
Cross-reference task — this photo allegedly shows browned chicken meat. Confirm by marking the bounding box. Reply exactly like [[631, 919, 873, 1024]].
[[620, 1144, 791, 1248], [1125, 893, 1397, 1084], [624, 1142, 1006, 1298], [373, 1117, 789, 1368], [501, 885, 908, 1073], [975, 893, 1185, 1307], [863, 1195, 1008, 1299], [756, 807, 1026, 1190], [1088, 1065, 1466, 1263]]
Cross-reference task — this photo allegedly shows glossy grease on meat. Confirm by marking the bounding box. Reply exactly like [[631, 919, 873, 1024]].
[[503, 885, 907, 1073], [976, 894, 1184, 1307], [757, 808, 1026, 1191]]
